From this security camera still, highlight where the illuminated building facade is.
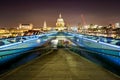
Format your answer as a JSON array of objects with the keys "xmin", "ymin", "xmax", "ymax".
[{"xmin": 19, "ymin": 24, "xmax": 33, "ymax": 30}]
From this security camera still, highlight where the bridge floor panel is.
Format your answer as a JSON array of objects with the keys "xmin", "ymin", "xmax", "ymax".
[{"xmin": 0, "ymin": 49, "xmax": 119, "ymax": 80}]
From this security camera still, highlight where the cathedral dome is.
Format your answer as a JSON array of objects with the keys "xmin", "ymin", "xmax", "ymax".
[{"xmin": 56, "ymin": 14, "xmax": 65, "ymax": 27}]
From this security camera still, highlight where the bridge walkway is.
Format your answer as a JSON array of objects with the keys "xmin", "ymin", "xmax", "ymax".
[{"xmin": 0, "ymin": 49, "xmax": 119, "ymax": 80}]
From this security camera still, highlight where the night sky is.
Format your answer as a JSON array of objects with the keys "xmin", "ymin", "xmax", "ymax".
[{"xmin": 0, "ymin": 0, "xmax": 120, "ymax": 27}]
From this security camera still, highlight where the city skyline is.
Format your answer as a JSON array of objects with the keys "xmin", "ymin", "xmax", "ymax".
[{"xmin": 0, "ymin": 0, "xmax": 120, "ymax": 27}]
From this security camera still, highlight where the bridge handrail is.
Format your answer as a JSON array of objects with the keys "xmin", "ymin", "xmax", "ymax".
[
  {"xmin": 68, "ymin": 45, "xmax": 120, "ymax": 57},
  {"xmin": 0, "ymin": 45, "xmax": 52, "ymax": 57}
]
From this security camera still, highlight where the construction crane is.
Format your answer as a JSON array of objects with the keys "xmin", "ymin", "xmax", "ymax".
[{"xmin": 81, "ymin": 14, "xmax": 87, "ymax": 34}]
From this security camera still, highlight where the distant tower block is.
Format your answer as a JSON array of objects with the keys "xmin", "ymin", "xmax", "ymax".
[
  {"xmin": 43, "ymin": 21, "xmax": 49, "ymax": 31},
  {"xmin": 43, "ymin": 21, "xmax": 47, "ymax": 28},
  {"xmin": 56, "ymin": 13, "xmax": 65, "ymax": 30}
]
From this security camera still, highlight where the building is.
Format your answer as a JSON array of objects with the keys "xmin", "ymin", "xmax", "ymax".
[
  {"xmin": 42, "ymin": 21, "xmax": 51, "ymax": 31},
  {"xmin": 55, "ymin": 14, "xmax": 65, "ymax": 31},
  {"xmin": 0, "ymin": 28, "xmax": 9, "ymax": 34},
  {"xmin": 43, "ymin": 21, "xmax": 47, "ymax": 29},
  {"xmin": 0, "ymin": 28, "xmax": 10, "ymax": 38},
  {"xmin": 115, "ymin": 23, "xmax": 120, "ymax": 28},
  {"xmin": 19, "ymin": 24, "xmax": 33, "ymax": 30},
  {"xmin": 43, "ymin": 21, "xmax": 47, "ymax": 31}
]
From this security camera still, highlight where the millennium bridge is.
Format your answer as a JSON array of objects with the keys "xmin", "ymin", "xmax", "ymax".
[{"xmin": 0, "ymin": 31, "xmax": 120, "ymax": 80}]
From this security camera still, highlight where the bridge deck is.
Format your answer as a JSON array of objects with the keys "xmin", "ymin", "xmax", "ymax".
[{"xmin": 0, "ymin": 49, "xmax": 119, "ymax": 80}]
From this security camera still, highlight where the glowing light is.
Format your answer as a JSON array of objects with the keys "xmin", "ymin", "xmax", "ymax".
[
  {"xmin": 37, "ymin": 39, "xmax": 41, "ymax": 43},
  {"xmin": 115, "ymin": 23, "xmax": 120, "ymax": 28},
  {"xmin": 77, "ymin": 39, "xmax": 79, "ymax": 42},
  {"xmin": 84, "ymin": 25, "xmax": 88, "ymax": 29}
]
